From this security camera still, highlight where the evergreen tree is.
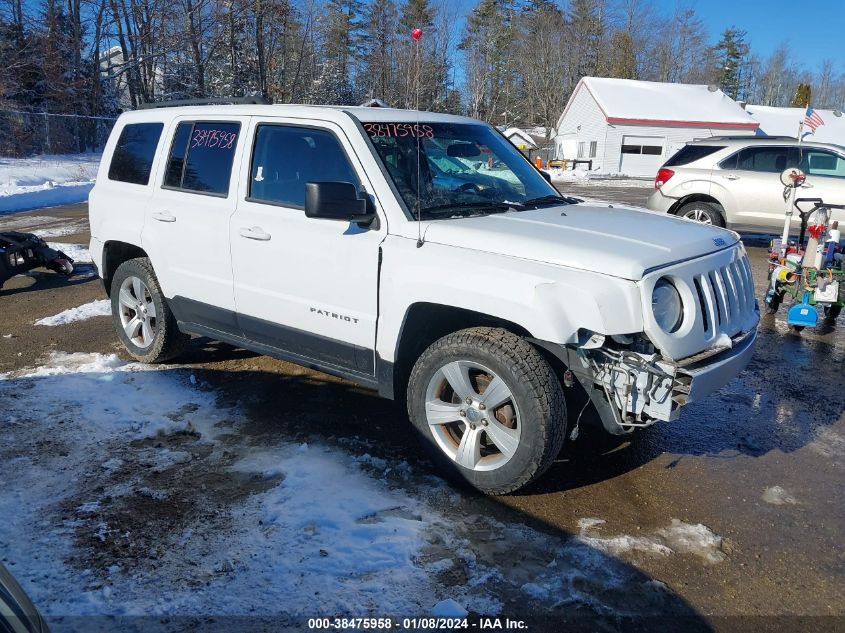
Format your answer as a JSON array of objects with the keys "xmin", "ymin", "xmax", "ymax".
[
  {"xmin": 318, "ymin": 0, "xmax": 366, "ymax": 102},
  {"xmin": 361, "ymin": 0, "xmax": 399, "ymax": 103},
  {"xmin": 461, "ymin": 0, "xmax": 519, "ymax": 122},
  {"xmin": 711, "ymin": 27, "xmax": 750, "ymax": 100},
  {"xmin": 791, "ymin": 82, "xmax": 811, "ymax": 108},
  {"xmin": 568, "ymin": 0, "xmax": 607, "ymax": 78}
]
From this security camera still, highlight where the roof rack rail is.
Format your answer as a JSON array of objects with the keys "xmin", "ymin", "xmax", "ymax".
[
  {"xmin": 705, "ymin": 135, "xmax": 797, "ymax": 141},
  {"xmin": 137, "ymin": 96, "xmax": 270, "ymax": 110}
]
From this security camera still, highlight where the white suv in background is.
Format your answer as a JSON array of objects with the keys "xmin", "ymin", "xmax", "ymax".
[
  {"xmin": 89, "ymin": 104, "xmax": 758, "ymax": 494},
  {"xmin": 647, "ymin": 137, "xmax": 845, "ymax": 233}
]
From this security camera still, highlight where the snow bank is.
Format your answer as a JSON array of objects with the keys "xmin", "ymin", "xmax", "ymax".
[
  {"xmin": 34, "ymin": 299, "xmax": 111, "ymax": 326},
  {"xmin": 0, "ymin": 154, "xmax": 100, "ymax": 214},
  {"xmin": 550, "ymin": 168, "xmax": 654, "ymax": 188}
]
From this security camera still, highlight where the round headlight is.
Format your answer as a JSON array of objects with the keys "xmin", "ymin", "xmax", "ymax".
[{"xmin": 652, "ymin": 278, "xmax": 683, "ymax": 332}]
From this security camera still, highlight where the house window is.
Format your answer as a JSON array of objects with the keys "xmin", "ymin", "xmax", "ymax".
[
  {"xmin": 577, "ymin": 141, "xmax": 597, "ymax": 158},
  {"xmin": 621, "ymin": 144, "xmax": 665, "ymax": 155}
]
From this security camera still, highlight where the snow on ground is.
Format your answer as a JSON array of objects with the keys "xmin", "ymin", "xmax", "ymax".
[
  {"xmin": 47, "ymin": 242, "xmax": 91, "ymax": 263},
  {"xmin": 0, "ymin": 154, "xmax": 100, "ymax": 214},
  {"xmin": 34, "ymin": 299, "xmax": 111, "ymax": 326},
  {"xmin": 0, "ymin": 352, "xmax": 705, "ymax": 627},
  {"xmin": 577, "ymin": 518, "xmax": 726, "ymax": 564},
  {"xmin": 550, "ymin": 168, "xmax": 654, "ymax": 188},
  {"xmin": 762, "ymin": 486, "xmax": 798, "ymax": 506},
  {"xmin": 32, "ymin": 220, "xmax": 89, "ymax": 238}
]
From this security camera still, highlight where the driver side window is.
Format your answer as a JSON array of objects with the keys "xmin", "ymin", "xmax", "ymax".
[{"xmin": 248, "ymin": 125, "xmax": 361, "ymax": 209}]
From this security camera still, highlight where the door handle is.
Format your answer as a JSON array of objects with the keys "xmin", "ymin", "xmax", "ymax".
[
  {"xmin": 724, "ymin": 174, "xmax": 740, "ymax": 181},
  {"xmin": 239, "ymin": 226, "xmax": 271, "ymax": 241},
  {"xmin": 152, "ymin": 211, "xmax": 176, "ymax": 223}
]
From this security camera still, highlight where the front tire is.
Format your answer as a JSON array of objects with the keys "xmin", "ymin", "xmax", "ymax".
[
  {"xmin": 676, "ymin": 201, "xmax": 725, "ymax": 227},
  {"xmin": 110, "ymin": 258, "xmax": 187, "ymax": 363},
  {"xmin": 407, "ymin": 327, "xmax": 566, "ymax": 495}
]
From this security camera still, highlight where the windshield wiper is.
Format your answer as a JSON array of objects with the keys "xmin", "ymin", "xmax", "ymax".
[
  {"xmin": 419, "ymin": 201, "xmax": 514, "ymax": 217},
  {"xmin": 518, "ymin": 194, "xmax": 579, "ymax": 208}
]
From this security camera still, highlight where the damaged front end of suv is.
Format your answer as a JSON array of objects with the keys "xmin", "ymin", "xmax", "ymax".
[{"xmin": 538, "ymin": 242, "xmax": 760, "ymax": 436}]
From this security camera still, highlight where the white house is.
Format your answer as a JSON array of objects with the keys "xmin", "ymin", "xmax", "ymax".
[
  {"xmin": 554, "ymin": 77, "xmax": 759, "ymax": 177},
  {"xmin": 502, "ymin": 126, "xmax": 555, "ymax": 162},
  {"xmin": 503, "ymin": 127, "xmax": 539, "ymax": 151},
  {"xmin": 745, "ymin": 105, "xmax": 845, "ymax": 145}
]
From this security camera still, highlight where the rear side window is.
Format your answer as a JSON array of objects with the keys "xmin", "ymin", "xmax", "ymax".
[
  {"xmin": 664, "ymin": 145, "xmax": 725, "ymax": 167},
  {"xmin": 248, "ymin": 125, "xmax": 360, "ymax": 208},
  {"xmin": 163, "ymin": 121, "xmax": 241, "ymax": 196},
  {"xmin": 108, "ymin": 122, "xmax": 164, "ymax": 185}
]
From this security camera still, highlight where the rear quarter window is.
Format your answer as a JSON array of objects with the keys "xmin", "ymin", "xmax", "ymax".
[
  {"xmin": 108, "ymin": 122, "xmax": 164, "ymax": 185},
  {"xmin": 664, "ymin": 145, "xmax": 725, "ymax": 167}
]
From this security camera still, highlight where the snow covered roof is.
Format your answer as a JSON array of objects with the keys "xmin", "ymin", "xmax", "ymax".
[
  {"xmin": 745, "ymin": 105, "xmax": 845, "ymax": 145},
  {"xmin": 503, "ymin": 127, "xmax": 538, "ymax": 149},
  {"xmin": 558, "ymin": 77, "xmax": 759, "ymax": 130}
]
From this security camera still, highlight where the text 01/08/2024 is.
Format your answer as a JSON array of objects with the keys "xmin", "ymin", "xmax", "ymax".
[{"xmin": 306, "ymin": 617, "xmax": 529, "ymax": 630}]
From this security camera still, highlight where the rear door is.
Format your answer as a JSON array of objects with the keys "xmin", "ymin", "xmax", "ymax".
[
  {"xmin": 229, "ymin": 117, "xmax": 385, "ymax": 379},
  {"xmin": 716, "ymin": 145, "xmax": 796, "ymax": 232},
  {"xmin": 142, "ymin": 116, "xmax": 248, "ymax": 332}
]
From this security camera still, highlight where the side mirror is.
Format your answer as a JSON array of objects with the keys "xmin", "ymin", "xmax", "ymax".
[
  {"xmin": 539, "ymin": 170, "xmax": 552, "ymax": 184},
  {"xmin": 305, "ymin": 182, "xmax": 372, "ymax": 222}
]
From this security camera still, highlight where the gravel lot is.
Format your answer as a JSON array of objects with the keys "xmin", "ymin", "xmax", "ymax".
[{"xmin": 1, "ymin": 195, "xmax": 843, "ymax": 632}]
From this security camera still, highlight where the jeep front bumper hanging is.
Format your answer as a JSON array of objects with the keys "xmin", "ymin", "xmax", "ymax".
[
  {"xmin": 0, "ymin": 232, "xmax": 74, "ymax": 289},
  {"xmin": 535, "ymin": 328, "xmax": 757, "ymax": 435}
]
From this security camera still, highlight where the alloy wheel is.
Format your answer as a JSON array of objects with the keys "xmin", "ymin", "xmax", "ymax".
[
  {"xmin": 118, "ymin": 275, "xmax": 157, "ymax": 349},
  {"xmin": 424, "ymin": 360, "xmax": 521, "ymax": 472}
]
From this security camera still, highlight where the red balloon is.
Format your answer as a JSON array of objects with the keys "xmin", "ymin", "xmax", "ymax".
[{"xmin": 411, "ymin": 28, "xmax": 423, "ymax": 40}]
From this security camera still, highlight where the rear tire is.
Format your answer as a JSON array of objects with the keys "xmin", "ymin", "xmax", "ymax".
[
  {"xmin": 110, "ymin": 258, "xmax": 187, "ymax": 363},
  {"xmin": 676, "ymin": 201, "xmax": 725, "ymax": 227},
  {"xmin": 406, "ymin": 327, "xmax": 566, "ymax": 495}
]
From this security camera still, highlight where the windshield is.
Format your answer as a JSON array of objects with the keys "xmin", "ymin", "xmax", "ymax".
[{"xmin": 362, "ymin": 121, "xmax": 563, "ymax": 219}]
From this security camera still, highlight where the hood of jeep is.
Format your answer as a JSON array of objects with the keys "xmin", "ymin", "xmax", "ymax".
[{"xmin": 419, "ymin": 203, "xmax": 739, "ymax": 281}]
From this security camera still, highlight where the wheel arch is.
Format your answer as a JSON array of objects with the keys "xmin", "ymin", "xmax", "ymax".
[
  {"xmin": 384, "ymin": 302, "xmax": 534, "ymax": 401},
  {"xmin": 102, "ymin": 241, "xmax": 149, "ymax": 296},
  {"xmin": 669, "ymin": 194, "xmax": 726, "ymax": 221}
]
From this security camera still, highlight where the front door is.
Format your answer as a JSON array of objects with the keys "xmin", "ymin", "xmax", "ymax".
[
  {"xmin": 799, "ymin": 148, "xmax": 845, "ymax": 227},
  {"xmin": 229, "ymin": 118, "xmax": 385, "ymax": 378}
]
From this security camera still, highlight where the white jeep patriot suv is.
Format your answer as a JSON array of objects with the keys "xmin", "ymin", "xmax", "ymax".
[{"xmin": 89, "ymin": 104, "xmax": 759, "ymax": 494}]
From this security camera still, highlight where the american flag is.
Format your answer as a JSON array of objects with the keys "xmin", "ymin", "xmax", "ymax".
[{"xmin": 804, "ymin": 107, "xmax": 825, "ymax": 134}]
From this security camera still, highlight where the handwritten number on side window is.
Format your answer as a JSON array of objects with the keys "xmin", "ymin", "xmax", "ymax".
[{"xmin": 191, "ymin": 129, "xmax": 238, "ymax": 150}]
